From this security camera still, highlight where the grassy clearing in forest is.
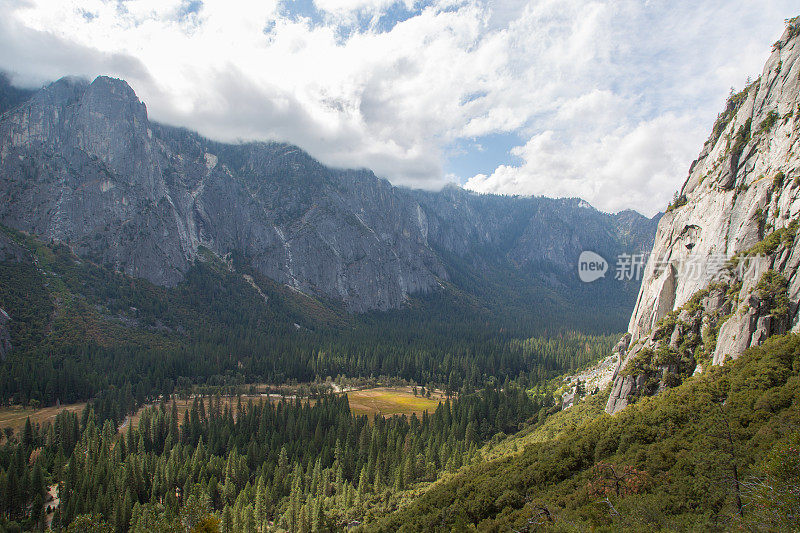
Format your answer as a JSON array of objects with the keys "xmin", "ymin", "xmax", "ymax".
[
  {"xmin": 346, "ymin": 387, "xmax": 442, "ymax": 417},
  {"xmin": 124, "ymin": 394, "xmax": 276, "ymax": 430},
  {"xmin": 0, "ymin": 402, "xmax": 86, "ymax": 442},
  {"xmin": 0, "ymin": 386, "xmax": 443, "ymax": 440}
]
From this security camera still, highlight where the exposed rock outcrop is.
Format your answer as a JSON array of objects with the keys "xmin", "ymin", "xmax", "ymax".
[{"xmin": 607, "ymin": 19, "xmax": 800, "ymax": 413}]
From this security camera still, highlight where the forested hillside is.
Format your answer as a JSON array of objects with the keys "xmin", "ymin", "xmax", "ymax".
[
  {"xmin": 364, "ymin": 333, "xmax": 800, "ymax": 531},
  {"xmin": 0, "ymin": 226, "xmax": 617, "ymax": 414}
]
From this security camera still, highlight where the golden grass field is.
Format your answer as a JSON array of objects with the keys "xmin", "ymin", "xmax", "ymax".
[
  {"xmin": 346, "ymin": 387, "xmax": 442, "ymax": 417},
  {"xmin": 125, "ymin": 387, "xmax": 442, "ymax": 425},
  {"xmin": 0, "ymin": 402, "xmax": 86, "ymax": 442}
]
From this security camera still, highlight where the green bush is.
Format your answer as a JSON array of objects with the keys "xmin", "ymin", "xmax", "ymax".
[
  {"xmin": 758, "ymin": 110, "xmax": 781, "ymax": 135},
  {"xmin": 666, "ymin": 193, "xmax": 688, "ymax": 212},
  {"xmin": 755, "ymin": 269, "xmax": 789, "ymax": 319}
]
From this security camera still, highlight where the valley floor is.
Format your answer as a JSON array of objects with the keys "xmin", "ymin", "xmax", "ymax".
[
  {"xmin": 0, "ymin": 403, "xmax": 86, "ymax": 443},
  {"xmin": 0, "ymin": 385, "xmax": 446, "ymax": 441}
]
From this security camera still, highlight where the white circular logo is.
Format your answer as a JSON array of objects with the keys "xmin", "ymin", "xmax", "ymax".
[{"xmin": 578, "ymin": 251, "xmax": 608, "ymax": 283}]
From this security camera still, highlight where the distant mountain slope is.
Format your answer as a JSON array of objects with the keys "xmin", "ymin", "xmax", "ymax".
[
  {"xmin": 0, "ymin": 74, "xmax": 658, "ymax": 322},
  {"xmin": 0, "ymin": 73, "xmax": 34, "ymax": 115}
]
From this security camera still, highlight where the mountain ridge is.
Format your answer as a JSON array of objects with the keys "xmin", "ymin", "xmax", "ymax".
[{"xmin": 0, "ymin": 73, "xmax": 658, "ymax": 318}]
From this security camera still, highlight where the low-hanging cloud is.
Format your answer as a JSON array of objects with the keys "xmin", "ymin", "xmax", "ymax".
[{"xmin": 0, "ymin": 0, "xmax": 796, "ymax": 215}]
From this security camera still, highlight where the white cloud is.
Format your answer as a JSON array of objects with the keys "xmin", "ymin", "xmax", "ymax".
[
  {"xmin": 466, "ymin": 113, "xmax": 706, "ymax": 215},
  {"xmin": 0, "ymin": 0, "xmax": 797, "ymax": 213},
  {"xmin": 461, "ymin": 0, "xmax": 798, "ymax": 215},
  {"xmin": 313, "ymin": 0, "xmax": 414, "ymax": 18}
]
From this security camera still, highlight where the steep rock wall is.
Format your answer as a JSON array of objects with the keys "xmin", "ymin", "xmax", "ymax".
[
  {"xmin": 607, "ymin": 20, "xmax": 800, "ymax": 413},
  {"xmin": 0, "ymin": 75, "xmax": 658, "ymax": 313}
]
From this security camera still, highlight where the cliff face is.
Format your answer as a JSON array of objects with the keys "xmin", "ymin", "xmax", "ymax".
[
  {"xmin": 607, "ymin": 20, "xmax": 800, "ymax": 413},
  {"xmin": 0, "ymin": 74, "xmax": 657, "ymax": 314},
  {"xmin": 0, "ymin": 76, "xmax": 446, "ymax": 311}
]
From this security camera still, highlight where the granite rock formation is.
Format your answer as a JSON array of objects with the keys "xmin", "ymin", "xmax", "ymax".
[
  {"xmin": 607, "ymin": 20, "xmax": 800, "ymax": 413},
  {"xmin": 0, "ymin": 74, "xmax": 658, "ymax": 314}
]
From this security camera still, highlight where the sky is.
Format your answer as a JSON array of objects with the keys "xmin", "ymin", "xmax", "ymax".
[{"xmin": 0, "ymin": 1, "xmax": 797, "ymax": 216}]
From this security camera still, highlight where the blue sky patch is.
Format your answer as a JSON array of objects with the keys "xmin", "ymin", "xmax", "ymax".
[{"xmin": 445, "ymin": 131, "xmax": 523, "ymax": 183}]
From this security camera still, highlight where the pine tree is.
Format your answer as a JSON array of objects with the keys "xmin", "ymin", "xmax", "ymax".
[
  {"xmin": 310, "ymin": 457, "xmax": 322, "ymax": 497},
  {"xmin": 254, "ymin": 474, "xmax": 268, "ymax": 529},
  {"xmin": 243, "ymin": 503, "xmax": 256, "ymax": 533},
  {"xmin": 23, "ymin": 417, "xmax": 34, "ymax": 448},
  {"xmin": 393, "ymin": 463, "xmax": 404, "ymax": 492},
  {"xmin": 223, "ymin": 451, "xmax": 237, "ymax": 505},
  {"xmin": 373, "ymin": 465, "xmax": 382, "ymax": 493},
  {"xmin": 311, "ymin": 496, "xmax": 324, "ymax": 532},
  {"xmin": 465, "ymin": 420, "xmax": 477, "ymax": 446},
  {"xmin": 288, "ymin": 464, "xmax": 303, "ymax": 531},
  {"xmin": 356, "ymin": 466, "xmax": 369, "ymax": 507},
  {"xmin": 221, "ymin": 505, "xmax": 233, "ymax": 533},
  {"xmin": 402, "ymin": 452, "xmax": 414, "ymax": 487}
]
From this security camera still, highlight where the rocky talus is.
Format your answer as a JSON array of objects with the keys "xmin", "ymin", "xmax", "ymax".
[{"xmin": 607, "ymin": 20, "xmax": 800, "ymax": 413}]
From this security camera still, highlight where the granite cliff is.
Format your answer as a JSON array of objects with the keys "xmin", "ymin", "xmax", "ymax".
[
  {"xmin": 0, "ymin": 73, "xmax": 657, "ymax": 316},
  {"xmin": 607, "ymin": 18, "xmax": 800, "ymax": 413}
]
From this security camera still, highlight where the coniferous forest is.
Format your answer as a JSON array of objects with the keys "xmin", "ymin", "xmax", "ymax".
[
  {"xmin": 0, "ymin": 227, "xmax": 617, "ymax": 412},
  {"xmin": 0, "ymin": 386, "xmax": 546, "ymax": 532},
  {"xmin": 0, "ymin": 225, "xmax": 621, "ymax": 532}
]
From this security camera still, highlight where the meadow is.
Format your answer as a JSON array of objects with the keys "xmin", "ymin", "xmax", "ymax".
[
  {"xmin": 0, "ymin": 402, "xmax": 86, "ymax": 442},
  {"xmin": 346, "ymin": 387, "xmax": 442, "ymax": 417},
  {"xmin": 0, "ymin": 385, "xmax": 445, "ymax": 442}
]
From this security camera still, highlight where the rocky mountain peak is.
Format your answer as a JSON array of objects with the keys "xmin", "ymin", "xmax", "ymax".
[{"xmin": 75, "ymin": 76, "xmax": 156, "ymax": 193}]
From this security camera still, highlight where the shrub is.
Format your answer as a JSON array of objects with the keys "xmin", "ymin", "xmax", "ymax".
[
  {"xmin": 730, "ymin": 118, "xmax": 752, "ymax": 178},
  {"xmin": 622, "ymin": 347, "xmax": 655, "ymax": 377},
  {"xmin": 755, "ymin": 269, "xmax": 789, "ymax": 319},
  {"xmin": 666, "ymin": 193, "xmax": 688, "ymax": 212},
  {"xmin": 758, "ymin": 110, "xmax": 781, "ymax": 135},
  {"xmin": 711, "ymin": 87, "xmax": 750, "ymax": 144}
]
